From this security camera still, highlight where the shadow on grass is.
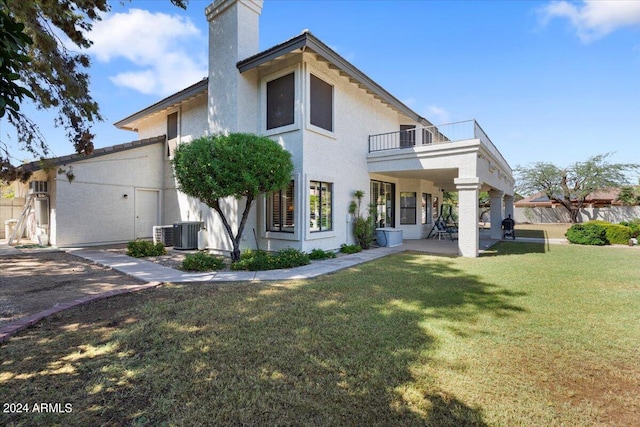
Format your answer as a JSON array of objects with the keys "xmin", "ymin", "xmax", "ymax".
[
  {"xmin": 0, "ymin": 252, "xmax": 522, "ymax": 425},
  {"xmin": 481, "ymin": 241, "xmax": 547, "ymax": 256},
  {"xmin": 515, "ymin": 229, "xmax": 546, "ymax": 239}
]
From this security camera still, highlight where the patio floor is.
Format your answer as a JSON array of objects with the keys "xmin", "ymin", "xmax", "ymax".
[{"xmin": 397, "ymin": 229, "xmax": 497, "ymax": 256}]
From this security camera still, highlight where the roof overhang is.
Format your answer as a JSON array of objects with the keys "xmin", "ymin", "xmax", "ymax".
[
  {"xmin": 18, "ymin": 135, "xmax": 166, "ymax": 173},
  {"xmin": 114, "ymin": 79, "xmax": 208, "ymax": 131},
  {"xmin": 237, "ymin": 31, "xmax": 431, "ymax": 126}
]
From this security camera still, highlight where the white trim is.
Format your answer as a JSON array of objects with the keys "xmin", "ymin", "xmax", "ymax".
[
  {"xmin": 305, "ymin": 174, "xmax": 335, "ymax": 240},
  {"xmin": 260, "ymin": 173, "xmax": 302, "ymax": 242}
]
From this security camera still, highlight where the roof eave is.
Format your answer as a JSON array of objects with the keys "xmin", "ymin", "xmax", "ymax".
[
  {"xmin": 237, "ymin": 32, "xmax": 429, "ymax": 125},
  {"xmin": 114, "ymin": 79, "xmax": 208, "ymax": 130},
  {"xmin": 18, "ymin": 135, "xmax": 167, "ymax": 173}
]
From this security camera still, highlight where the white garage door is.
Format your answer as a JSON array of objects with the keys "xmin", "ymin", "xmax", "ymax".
[{"xmin": 135, "ymin": 189, "xmax": 159, "ymax": 239}]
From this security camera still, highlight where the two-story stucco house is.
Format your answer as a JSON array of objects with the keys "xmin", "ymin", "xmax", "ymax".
[{"xmin": 13, "ymin": 0, "xmax": 514, "ymax": 257}]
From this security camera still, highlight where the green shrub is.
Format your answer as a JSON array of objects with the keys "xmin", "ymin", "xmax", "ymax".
[
  {"xmin": 565, "ymin": 223, "xmax": 608, "ymax": 246},
  {"xmin": 602, "ymin": 224, "xmax": 633, "ymax": 244},
  {"xmin": 340, "ymin": 243, "xmax": 362, "ymax": 254},
  {"xmin": 275, "ymin": 248, "xmax": 310, "ymax": 269},
  {"xmin": 620, "ymin": 219, "xmax": 640, "ymax": 238},
  {"xmin": 230, "ymin": 248, "xmax": 310, "ymax": 271},
  {"xmin": 582, "ymin": 220, "xmax": 633, "ymax": 244},
  {"xmin": 308, "ymin": 248, "xmax": 337, "ymax": 260},
  {"xmin": 231, "ymin": 250, "xmax": 271, "ymax": 271},
  {"xmin": 181, "ymin": 252, "xmax": 225, "ymax": 271},
  {"xmin": 353, "ymin": 217, "xmax": 373, "ymax": 249},
  {"xmin": 127, "ymin": 240, "xmax": 167, "ymax": 257}
]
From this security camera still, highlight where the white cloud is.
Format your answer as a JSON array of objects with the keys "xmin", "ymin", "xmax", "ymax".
[
  {"xmin": 425, "ymin": 105, "xmax": 450, "ymax": 125},
  {"xmin": 539, "ymin": 0, "xmax": 640, "ymax": 42},
  {"xmin": 89, "ymin": 9, "xmax": 207, "ymax": 96}
]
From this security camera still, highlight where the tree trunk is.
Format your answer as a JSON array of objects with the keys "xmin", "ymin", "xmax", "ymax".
[
  {"xmin": 553, "ymin": 197, "xmax": 581, "ymax": 223},
  {"xmin": 211, "ymin": 196, "xmax": 255, "ymax": 263},
  {"xmin": 569, "ymin": 207, "xmax": 580, "ymax": 223}
]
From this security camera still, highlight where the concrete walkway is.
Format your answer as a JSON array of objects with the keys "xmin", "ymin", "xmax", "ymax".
[{"xmin": 69, "ymin": 245, "xmax": 406, "ymax": 283}]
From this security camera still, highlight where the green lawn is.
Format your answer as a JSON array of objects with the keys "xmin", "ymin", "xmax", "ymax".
[
  {"xmin": 1, "ymin": 243, "xmax": 639, "ymax": 426},
  {"xmin": 514, "ymin": 223, "xmax": 571, "ymax": 239}
]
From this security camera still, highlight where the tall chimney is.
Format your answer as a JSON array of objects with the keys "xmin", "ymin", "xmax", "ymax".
[{"xmin": 205, "ymin": 0, "xmax": 263, "ymax": 134}]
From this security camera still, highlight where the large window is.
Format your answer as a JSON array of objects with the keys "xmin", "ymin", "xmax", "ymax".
[
  {"xmin": 266, "ymin": 73, "xmax": 295, "ymax": 130},
  {"xmin": 267, "ymin": 181, "xmax": 295, "ymax": 233},
  {"xmin": 310, "ymin": 74, "xmax": 333, "ymax": 132},
  {"xmin": 400, "ymin": 192, "xmax": 417, "ymax": 224},
  {"xmin": 309, "ymin": 181, "xmax": 332, "ymax": 232}
]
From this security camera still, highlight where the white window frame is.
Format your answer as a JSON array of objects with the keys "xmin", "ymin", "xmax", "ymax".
[
  {"xmin": 261, "ymin": 65, "xmax": 301, "ymax": 136},
  {"xmin": 305, "ymin": 65, "xmax": 336, "ymax": 139}
]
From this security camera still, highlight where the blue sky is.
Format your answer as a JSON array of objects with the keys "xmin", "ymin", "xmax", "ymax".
[{"xmin": 4, "ymin": 0, "xmax": 640, "ymax": 179}]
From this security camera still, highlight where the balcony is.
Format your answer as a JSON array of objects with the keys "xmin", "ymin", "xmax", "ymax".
[{"xmin": 368, "ymin": 119, "xmax": 509, "ymax": 171}]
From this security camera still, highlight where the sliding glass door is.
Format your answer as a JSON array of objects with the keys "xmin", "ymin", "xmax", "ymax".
[{"xmin": 370, "ymin": 180, "xmax": 395, "ymax": 228}]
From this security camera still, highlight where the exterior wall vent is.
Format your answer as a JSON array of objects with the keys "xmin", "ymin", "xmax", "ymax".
[{"xmin": 29, "ymin": 181, "xmax": 48, "ymax": 194}]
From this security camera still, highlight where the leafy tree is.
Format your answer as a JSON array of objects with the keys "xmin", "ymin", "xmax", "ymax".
[
  {"xmin": 0, "ymin": 1, "xmax": 34, "ymax": 182},
  {"xmin": 0, "ymin": 0, "xmax": 188, "ymax": 182},
  {"xmin": 515, "ymin": 153, "xmax": 639, "ymax": 223},
  {"xmin": 172, "ymin": 133, "xmax": 294, "ymax": 262},
  {"xmin": 616, "ymin": 183, "xmax": 640, "ymax": 206}
]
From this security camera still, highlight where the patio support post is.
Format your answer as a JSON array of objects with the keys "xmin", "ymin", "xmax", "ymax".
[
  {"xmin": 455, "ymin": 177, "xmax": 481, "ymax": 258},
  {"xmin": 488, "ymin": 190, "xmax": 504, "ymax": 240},
  {"xmin": 504, "ymin": 194, "xmax": 515, "ymax": 220}
]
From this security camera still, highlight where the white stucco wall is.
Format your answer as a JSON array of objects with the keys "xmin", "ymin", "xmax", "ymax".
[
  {"xmin": 52, "ymin": 143, "xmax": 164, "ymax": 246},
  {"xmin": 162, "ymin": 94, "xmax": 209, "ymax": 226},
  {"xmin": 296, "ymin": 56, "xmax": 420, "ymax": 252}
]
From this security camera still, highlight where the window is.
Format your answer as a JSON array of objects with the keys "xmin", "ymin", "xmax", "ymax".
[
  {"xmin": 422, "ymin": 193, "xmax": 432, "ymax": 224},
  {"xmin": 266, "ymin": 73, "xmax": 295, "ymax": 130},
  {"xmin": 310, "ymin": 74, "xmax": 333, "ymax": 132},
  {"xmin": 400, "ymin": 192, "xmax": 417, "ymax": 224},
  {"xmin": 309, "ymin": 181, "xmax": 332, "ymax": 232},
  {"xmin": 167, "ymin": 112, "xmax": 178, "ymax": 157},
  {"xmin": 422, "ymin": 128, "xmax": 433, "ymax": 145},
  {"xmin": 370, "ymin": 180, "xmax": 395, "ymax": 228},
  {"xmin": 400, "ymin": 125, "xmax": 415, "ymax": 148},
  {"xmin": 167, "ymin": 112, "xmax": 178, "ymax": 140},
  {"xmin": 267, "ymin": 181, "xmax": 295, "ymax": 233}
]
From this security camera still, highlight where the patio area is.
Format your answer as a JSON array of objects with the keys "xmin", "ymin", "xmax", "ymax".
[{"xmin": 397, "ymin": 228, "xmax": 496, "ymax": 256}]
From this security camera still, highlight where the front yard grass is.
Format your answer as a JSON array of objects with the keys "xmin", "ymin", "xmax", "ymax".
[{"xmin": 1, "ymin": 243, "xmax": 639, "ymax": 426}]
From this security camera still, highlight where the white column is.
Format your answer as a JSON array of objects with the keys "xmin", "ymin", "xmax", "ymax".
[
  {"xmin": 455, "ymin": 177, "xmax": 480, "ymax": 258},
  {"xmin": 488, "ymin": 189, "xmax": 504, "ymax": 240},
  {"xmin": 504, "ymin": 194, "xmax": 515, "ymax": 220}
]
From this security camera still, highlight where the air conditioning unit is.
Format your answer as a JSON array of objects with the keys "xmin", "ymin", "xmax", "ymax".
[
  {"xmin": 29, "ymin": 181, "xmax": 48, "ymax": 194},
  {"xmin": 153, "ymin": 225, "xmax": 175, "ymax": 247},
  {"xmin": 173, "ymin": 221, "xmax": 203, "ymax": 250}
]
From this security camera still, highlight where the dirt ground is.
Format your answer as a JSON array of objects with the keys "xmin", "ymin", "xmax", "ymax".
[{"xmin": 0, "ymin": 250, "xmax": 147, "ymax": 326}]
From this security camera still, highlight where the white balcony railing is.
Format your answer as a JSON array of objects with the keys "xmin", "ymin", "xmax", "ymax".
[{"xmin": 368, "ymin": 119, "xmax": 510, "ymax": 172}]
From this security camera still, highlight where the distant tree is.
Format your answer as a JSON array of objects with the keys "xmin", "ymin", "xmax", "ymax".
[
  {"xmin": 0, "ymin": 0, "xmax": 188, "ymax": 182},
  {"xmin": 616, "ymin": 184, "xmax": 640, "ymax": 206},
  {"xmin": 172, "ymin": 133, "xmax": 294, "ymax": 262},
  {"xmin": 515, "ymin": 153, "xmax": 639, "ymax": 223}
]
